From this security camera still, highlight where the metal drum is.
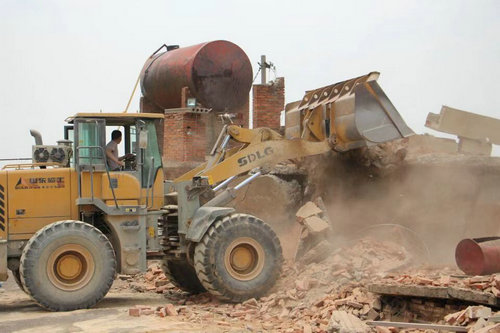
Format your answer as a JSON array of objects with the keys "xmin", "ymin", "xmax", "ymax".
[
  {"xmin": 455, "ymin": 237, "xmax": 500, "ymax": 275},
  {"xmin": 140, "ymin": 40, "xmax": 253, "ymax": 111}
]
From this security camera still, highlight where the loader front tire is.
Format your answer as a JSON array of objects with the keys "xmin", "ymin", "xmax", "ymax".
[
  {"xmin": 20, "ymin": 220, "xmax": 116, "ymax": 311},
  {"xmin": 194, "ymin": 214, "xmax": 283, "ymax": 302},
  {"xmin": 162, "ymin": 260, "xmax": 206, "ymax": 293}
]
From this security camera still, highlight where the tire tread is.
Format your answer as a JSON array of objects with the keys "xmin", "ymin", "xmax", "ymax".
[
  {"xmin": 20, "ymin": 220, "xmax": 116, "ymax": 311},
  {"xmin": 194, "ymin": 214, "xmax": 283, "ymax": 302}
]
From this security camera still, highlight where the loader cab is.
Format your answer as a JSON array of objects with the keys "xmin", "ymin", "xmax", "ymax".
[{"xmin": 65, "ymin": 113, "xmax": 164, "ymax": 208}]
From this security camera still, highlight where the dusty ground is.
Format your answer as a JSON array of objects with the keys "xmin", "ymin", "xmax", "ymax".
[
  {"xmin": 0, "ymin": 272, "xmax": 232, "ymax": 333},
  {"xmin": 0, "ymin": 238, "xmax": 447, "ymax": 333},
  {"xmin": 0, "ymin": 237, "xmax": 408, "ymax": 333},
  {"xmin": 1, "ymin": 241, "xmax": 499, "ymax": 333}
]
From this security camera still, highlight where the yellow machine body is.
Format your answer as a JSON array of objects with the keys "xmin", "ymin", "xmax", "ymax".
[
  {"xmin": 0, "ymin": 168, "xmax": 164, "ymax": 239},
  {"xmin": 0, "ymin": 113, "xmax": 165, "ymax": 280}
]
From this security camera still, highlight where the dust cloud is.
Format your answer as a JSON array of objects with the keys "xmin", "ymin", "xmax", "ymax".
[
  {"xmin": 306, "ymin": 149, "xmax": 500, "ymax": 264},
  {"xmin": 226, "ymin": 141, "xmax": 500, "ymax": 266}
]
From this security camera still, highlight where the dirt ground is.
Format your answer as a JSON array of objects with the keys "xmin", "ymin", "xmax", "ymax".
[
  {"xmin": 0, "ymin": 236, "xmax": 412, "ymax": 333},
  {"xmin": 0, "ymin": 272, "xmax": 229, "ymax": 333},
  {"xmin": 1, "ymin": 243, "xmax": 499, "ymax": 333}
]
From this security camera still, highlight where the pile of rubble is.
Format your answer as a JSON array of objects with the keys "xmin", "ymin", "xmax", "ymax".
[
  {"xmin": 123, "ymin": 244, "xmax": 500, "ymax": 332},
  {"xmin": 346, "ymin": 138, "xmax": 409, "ymax": 174},
  {"xmin": 124, "ymin": 249, "xmax": 398, "ymax": 331},
  {"xmin": 112, "ymin": 263, "xmax": 176, "ymax": 294},
  {"xmin": 121, "ymin": 199, "xmax": 500, "ymax": 332},
  {"xmin": 123, "ymin": 225, "xmax": 415, "ymax": 331}
]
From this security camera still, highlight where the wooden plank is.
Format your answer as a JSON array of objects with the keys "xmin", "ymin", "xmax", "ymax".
[{"xmin": 366, "ymin": 320, "xmax": 468, "ymax": 332}]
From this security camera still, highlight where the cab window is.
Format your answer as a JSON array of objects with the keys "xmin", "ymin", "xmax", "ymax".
[
  {"xmin": 141, "ymin": 121, "xmax": 162, "ymax": 187},
  {"xmin": 76, "ymin": 120, "xmax": 105, "ymax": 166}
]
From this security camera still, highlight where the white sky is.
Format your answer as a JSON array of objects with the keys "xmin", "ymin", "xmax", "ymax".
[{"xmin": 1, "ymin": 0, "xmax": 499, "ymax": 160}]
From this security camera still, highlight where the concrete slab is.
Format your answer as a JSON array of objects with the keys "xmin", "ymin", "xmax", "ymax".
[
  {"xmin": 426, "ymin": 106, "xmax": 500, "ymax": 145},
  {"xmin": 369, "ymin": 283, "xmax": 500, "ymax": 307}
]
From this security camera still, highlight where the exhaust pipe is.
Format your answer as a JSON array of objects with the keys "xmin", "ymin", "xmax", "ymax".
[{"xmin": 30, "ymin": 129, "xmax": 43, "ymax": 145}]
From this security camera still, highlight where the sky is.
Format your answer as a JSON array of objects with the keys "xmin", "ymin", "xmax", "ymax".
[{"xmin": 1, "ymin": 0, "xmax": 499, "ymax": 160}]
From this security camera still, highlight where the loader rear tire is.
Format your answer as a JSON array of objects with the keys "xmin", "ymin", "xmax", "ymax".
[
  {"xmin": 11, "ymin": 269, "xmax": 27, "ymax": 293},
  {"xmin": 20, "ymin": 220, "xmax": 116, "ymax": 311},
  {"xmin": 161, "ymin": 260, "xmax": 206, "ymax": 293},
  {"xmin": 194, "ymin": 214, "xmax": 283, "ymax": 302}
]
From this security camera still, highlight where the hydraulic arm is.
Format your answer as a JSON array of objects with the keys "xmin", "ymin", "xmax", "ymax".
[{"xmin": 175, "ymin": 71, "xmax": 414, "ymax": 187}]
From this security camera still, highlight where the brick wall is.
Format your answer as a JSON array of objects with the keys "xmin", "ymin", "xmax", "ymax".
[
  {"xmin": 163, "ymin": 113, "xmax": 206, "ymax": 163},
  {"xmin": 252, "ymin": 77, "xmax": 285, "ymax": 130},
  {"xmin": 142, "ymin": 94, "xmax": 250, "ymax": 178}
]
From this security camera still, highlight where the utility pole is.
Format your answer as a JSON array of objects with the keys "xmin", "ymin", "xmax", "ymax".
[{"xmin": 260, "ymin": 55, "xmax": 267, "ymax": 84}]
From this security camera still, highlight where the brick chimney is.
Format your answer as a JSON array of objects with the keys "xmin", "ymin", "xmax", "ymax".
[{"xmin": 252, "ymin": 77, "xmax": 285, "ymax": 130}]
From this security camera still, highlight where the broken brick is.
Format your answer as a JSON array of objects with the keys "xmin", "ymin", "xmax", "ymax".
[
  {"xmin": 129, "ymin": 308, "xmax": 141, "ymax": 317},
  {"xmin": 158, "ymin": 308, "xmax": 167, "ymax": 317},
  {"xmin": 144, "ymin": 272, "xmax": 155, "ymax": 281},
  {"xmin": 467, "ymin": 306, "xmax": 492, "ymax": 319},
  {"xmin": 296, "ymin": 201, "xmax": 322, "ymax": 220},
  {"xmin": 303, "ymin": 215, "xmax": 330, "ymax": 234},
  {"xmin": 155, "ymin": 279, "xmax": 169, "ymax": 287},
  {"xmin": 468, "ymin": 276, "xmax": 492, "ymax": 284},
  {"xmin": 165, "ymin": 303, "xmax": 178, "ymax": 316},
  {"xmin": 494, "ymin": 275, "xmax": 500, "ymax": 289},
  {"xmin": 242, "ymin": 298, "xmax": 259, "ymax": 308},
  {"xmin": 327, "ymin": 310, "xmax": 370, "ymax": 333},
  {"xmin": 470, "ymin": 282, "xmax": 490, "ymax": 290},
  {"xmin": 346, "ymin": 301, "xmax": 364, "ymax": 309},
  {"xmin": 295, "ymin": 279, "xmax": 310, "ymax": 291},
  {"xmin": 414, "ymin": 276, "xmax": 434, "ymax": 285},
  {"xmin": 140, "ymin": 309, "xmax": 154, "ymax": 315},
  {"xmin": 135, "ymin": 305, "xmax": 151, "ymax": 310}
]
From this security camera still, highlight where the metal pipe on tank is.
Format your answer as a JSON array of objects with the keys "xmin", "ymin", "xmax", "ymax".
[
  {"xmin": 455, "ymin": 237, "xmax": 500, "ymax": 275},
  {"xmin": 140, "ymin": 40, "xmax": 252, "ymax": 111}
]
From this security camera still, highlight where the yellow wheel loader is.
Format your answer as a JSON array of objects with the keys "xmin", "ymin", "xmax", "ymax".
[{"xmin": 0, "ymin": 72, "xmax": 412, "ymax": 310}]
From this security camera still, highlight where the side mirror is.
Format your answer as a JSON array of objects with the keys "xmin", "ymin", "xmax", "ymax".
[{"xmin": 139, "ymin": 130, "xmax": 148, "ymax": 149}]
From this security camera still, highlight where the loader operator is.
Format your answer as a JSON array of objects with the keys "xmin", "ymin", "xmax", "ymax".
[{"xmin": 106, "ymin": 130, "xmax": 131, "ymax": 171}]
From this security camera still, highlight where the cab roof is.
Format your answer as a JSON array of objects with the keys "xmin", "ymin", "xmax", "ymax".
[{"xmin": 66, "ymin": 112, "xmax": 164, "ymax": 125}]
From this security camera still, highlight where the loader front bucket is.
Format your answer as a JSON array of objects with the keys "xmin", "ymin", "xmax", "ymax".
[
  {"xmin": 285, "ymin": 72, "xmax": 414, "ymax": 152},
  {"xmin": 332, "ymin": 78, "xmax": 414, "ymax": 151}
]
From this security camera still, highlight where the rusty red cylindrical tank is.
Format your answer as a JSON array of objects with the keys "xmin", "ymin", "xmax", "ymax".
[
  {"xmin": 140, "ymin": 40, "xmax": 252, "ymax": 111},
  {"xmin": 455, "ymin": 238, "xmax": 500, "ymax": 275}
]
